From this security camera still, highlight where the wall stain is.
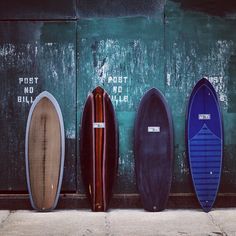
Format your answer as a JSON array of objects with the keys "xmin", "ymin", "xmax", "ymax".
[{"xmin": 171, "ymin": 0, "xmax": 236, "ymax": 17}]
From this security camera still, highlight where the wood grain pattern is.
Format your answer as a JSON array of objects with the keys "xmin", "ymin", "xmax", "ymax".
[
  {"xmin": 80, "ymin": 86, "xmax": 118, "ymax": 211},
  {"xmin": 135, "ymin": 88, "xmax": 174, "ymax": 211},
  {"xmin": 27, "ymin": 96, "xmax": 62, "ymax": 211}
]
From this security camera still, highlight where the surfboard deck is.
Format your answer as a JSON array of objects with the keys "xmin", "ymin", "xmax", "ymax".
[
  {"xmin": 25, "ymin": 91, "xmax": 65, "ymax": 211},
  {"xmin": 187, "ymin": 78, "xmax": 223, "ymax": 212},
  {"xmin": 134, "ymin": 88, "xmax": 174, "ymax": 212},
  {"xmin": 80, "ymin": 86, "xmax": 118, "ymax": 212}
]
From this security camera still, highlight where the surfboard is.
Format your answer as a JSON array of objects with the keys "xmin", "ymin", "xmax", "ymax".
[
  {"xmin": 80, "ymin": 86, "xmax": 118, "ymax": 212},
  {"xmin": 25, "ymin": 91, "xmax": 65, "ymax": 211},
  {"xmin": 187, "ymin": 78, "xmax": 223, "ymax": 212},
  {"xmin": 134, "ymin": 88, "xmax": 174, "ymax": 212}
]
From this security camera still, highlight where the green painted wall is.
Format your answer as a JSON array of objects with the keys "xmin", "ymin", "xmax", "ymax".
[{"xmin": 0, "ymin": 1, "xmax": 236, "ymax": 199}]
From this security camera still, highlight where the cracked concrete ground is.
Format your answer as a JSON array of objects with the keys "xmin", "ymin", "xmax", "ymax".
[{"xmin": 0, "ymin": 209, "xmax": 236, "ymax": 236}]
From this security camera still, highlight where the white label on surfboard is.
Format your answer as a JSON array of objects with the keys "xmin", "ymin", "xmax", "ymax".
[
  {"xmin": 198, "ymin": 114, "xmax": 211, "ymax": 120},
  {"xmin": 148, "ymin": 126, "xmax": 160, "ymax": 133},
  {"xmin": 93, "ymin": 122, "xmax": 105, "ymax": 128}
]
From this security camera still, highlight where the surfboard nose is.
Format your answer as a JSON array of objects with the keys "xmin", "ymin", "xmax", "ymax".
[{"xmin": 93, "ymin": 86, "xmax": 105, "ymax": 94}]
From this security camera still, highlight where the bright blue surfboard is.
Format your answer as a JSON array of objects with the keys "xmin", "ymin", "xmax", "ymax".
[{"xmin": 187, "ymin": 78, "xmax": 223, "ymax": 212}]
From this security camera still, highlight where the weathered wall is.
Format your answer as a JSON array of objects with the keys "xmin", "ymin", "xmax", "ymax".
[
  {"xmin": 0, "ymin": 0, "xmax": 236, "ymax": 202},
  {"xmin": 77, "ymin": 1, "xmax": 236, "ymax": 195}
]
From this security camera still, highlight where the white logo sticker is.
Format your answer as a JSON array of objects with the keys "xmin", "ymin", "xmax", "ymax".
[
  {"xmin": 198, "ymin": 114, "xmax": 211, "ymax": 120},
  {"xmin": 93, "ymin": 122, "xmax": 105, "ymax": 128},
  {"xmin": 148, "ymin": 126, "xmax": 160, "ymax": 133}
]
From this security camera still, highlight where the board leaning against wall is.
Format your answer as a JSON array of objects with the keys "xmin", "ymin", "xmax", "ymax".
[{"xmin": 0, "ymin": 0, "xmax": 236, "ymax": 208}]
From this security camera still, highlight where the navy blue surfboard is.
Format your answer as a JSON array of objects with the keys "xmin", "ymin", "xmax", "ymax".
[
  {"xmin": 187, "ymin": 78, "xmax": 223, "ymax": 212},
  {"xmin": 135, "ymin": 88, "xmax": 174, "ymax": 212}
]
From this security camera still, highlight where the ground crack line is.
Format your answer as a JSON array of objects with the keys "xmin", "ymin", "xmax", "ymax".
[
  {"xmin": 0, "ymin": 211, "xmax": 12, "ymax": 229},
  {"xmin": 208, "ymin": 212, "xmax": 228, "ymax": 236},
  {"xmin": 105, "ymin": 213, "xmax": 111, "ymax": 236}
]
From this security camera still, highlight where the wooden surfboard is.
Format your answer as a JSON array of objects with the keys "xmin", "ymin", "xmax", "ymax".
[
  {"xmin": 134, "ymin": 88, "xmax": 174, "ymax": 212},
  {"xmin": 25, "ymin": 91, "xmax": 65, "ymax": 211},
  {"xmin": 80, "ymin": 86, "xmax": 118, "ymax": 212},
  {"xmin": 187, "ymin": 78, "xmax": 223, "ymax": 212}
]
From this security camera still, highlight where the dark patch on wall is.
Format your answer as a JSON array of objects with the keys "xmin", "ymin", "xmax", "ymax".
[
  {"xmin": 228, "ymin": 55, "xmax": 236, "ymax": 113},
  {"xmin": 0, "ymin": 22, "xmax": 43, "ymax": 43},
  {"xmin": 171, "ymin": 0, "xmax": 236, "ymax": 17},
  {"xmin": 0, "ymin": 0, "xmax": 76, "ymax": 20},
  {"xmin": 77, "ymin": 0, "xmax": 165, "ymax": 17}
]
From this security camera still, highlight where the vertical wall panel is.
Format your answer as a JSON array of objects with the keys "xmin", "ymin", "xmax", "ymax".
[
  {"xmin": 77, "ymin": 16, "xmax": 165, "ymax": 193},
  {"xmin": 0, "ymin": 22, "xmax": 76, "ymax": 192},
  {"xmin": 0, "ymin": 0, "xmax": 76, "ymax": 20},
  {"xmin": 165, "ymin": 0, "xmax": 236, "ymax": 193}
]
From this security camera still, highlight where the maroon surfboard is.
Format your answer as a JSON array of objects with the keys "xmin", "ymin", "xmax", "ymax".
[{"xmin": 80, "ymin": 86, "xmax": 118, "ymax": 211}]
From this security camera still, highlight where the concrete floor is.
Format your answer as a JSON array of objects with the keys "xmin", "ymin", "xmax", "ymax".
[{"xmin": 0, "ymin": 209, "xmax": 235, "ymax": 236}]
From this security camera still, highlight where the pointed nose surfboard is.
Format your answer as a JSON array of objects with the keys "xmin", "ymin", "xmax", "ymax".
[
  {"xmin": 80, "ymin": 86, "xmax": 118, "ymax": 212},
  {"xmin": 187, "ymin": 78, "xmax": 223, "ymax": 212},
  {"xmin": 134, "ymin": 88, "xmax": 174, "ymax": 212},
  {"xmin": 25, "ymin": 91, "xmax": 65, "ymax": 211}
]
